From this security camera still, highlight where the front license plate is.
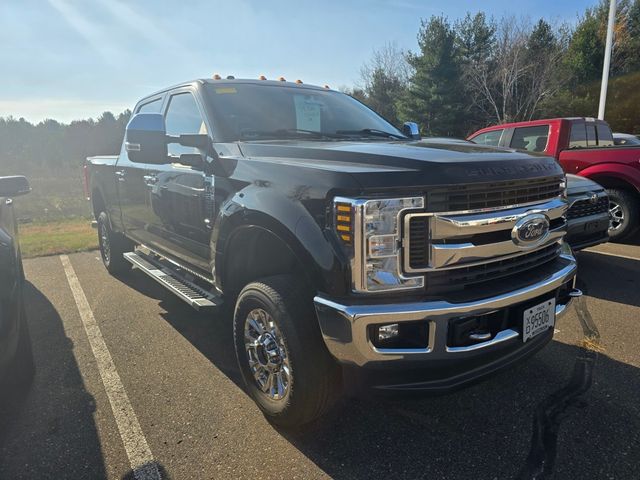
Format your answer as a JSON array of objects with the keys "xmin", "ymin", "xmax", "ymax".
[{"xmin": 522, "ymin": 298, "xmax": 556, "ymax": 343}]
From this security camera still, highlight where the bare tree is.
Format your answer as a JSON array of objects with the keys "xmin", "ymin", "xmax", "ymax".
[
  {"xmin": 356, "ymin": 42, "xmax": 412, "ymax": 124},
  {"xmin": 463, "ymin": 17, "xmax": 566, "ymax": 124},
  {"xmin": 358, "ymin": 42, "xmax": 412, "ymax": 91}
]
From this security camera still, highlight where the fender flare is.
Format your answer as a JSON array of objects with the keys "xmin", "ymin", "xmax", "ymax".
[
  {"xmin": 212, "ymin": 187, "xmax": 344, "ymax": 295},
  {"xmin": 579, "ymin": 164, "xmax": 640, "ymax": 193}
]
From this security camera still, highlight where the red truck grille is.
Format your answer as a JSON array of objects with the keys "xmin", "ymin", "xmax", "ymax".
[{"xmin": 425, "ymin": 176, "xmax": 564, "ymax": 212}]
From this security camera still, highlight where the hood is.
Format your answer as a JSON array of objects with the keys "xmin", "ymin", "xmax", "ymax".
[
  {"xmin": 566, "ymin": 174, "xmax": 605, "ymax": 194},
  {"xmin": 238, "ymin": 139, "xmax": 564, "ymax": 191}
]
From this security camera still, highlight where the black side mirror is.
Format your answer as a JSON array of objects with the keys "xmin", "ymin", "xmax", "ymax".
[
  {"xmin": 0, "ymin": 176, "xmax": 30, "ymax": 197},
  {"xmin": 402, "ymin": 121, "xmax": 421, "ymax": 140},
  {"xmin": 125, "ymin": 113, "xmax": 169, "ymax": 164}
]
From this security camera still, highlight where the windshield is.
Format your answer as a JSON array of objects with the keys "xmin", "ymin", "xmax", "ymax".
[{"xmin": 204, "ymin": 83, "xmax": 404, "ymax": 142}]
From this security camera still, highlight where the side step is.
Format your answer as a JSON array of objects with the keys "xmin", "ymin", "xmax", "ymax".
[{"xmin": 123, "ymin": 251, "xmax": 220, "ymax": 311}]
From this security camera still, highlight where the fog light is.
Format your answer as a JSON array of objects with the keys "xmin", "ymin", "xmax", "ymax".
[{"xmin": 377, "ymin": 323, "xmax": 399, "ymax": 342}]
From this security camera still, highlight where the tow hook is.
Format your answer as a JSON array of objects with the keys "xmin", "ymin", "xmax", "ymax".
[{"xmin": 569, "ymin": 288, "xmax": 583, "ymax": 298}]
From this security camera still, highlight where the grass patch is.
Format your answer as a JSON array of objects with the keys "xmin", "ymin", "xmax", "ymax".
[{"xmin": 19, "ymin": 218, "xmax": 98, "ymax": 258}]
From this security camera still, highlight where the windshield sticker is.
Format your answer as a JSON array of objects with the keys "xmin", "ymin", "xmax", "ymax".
[
  {"xmin": 294, "ymin": 95, "xmax": 322, "ymax": 131},
  {"xmin": 215, "ymin": 87, "xmax": 237, "ymax": 94}
]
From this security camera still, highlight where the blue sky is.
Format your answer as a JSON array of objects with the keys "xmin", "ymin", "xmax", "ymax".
[{"xmin": 1, "ymin": 0, "xmax": 597, "ymax": 123}]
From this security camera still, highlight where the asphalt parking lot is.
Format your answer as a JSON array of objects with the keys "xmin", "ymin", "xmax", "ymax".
[{"xmin": 1, "ymin": 241, "xmax": 639, "ymax": 479}]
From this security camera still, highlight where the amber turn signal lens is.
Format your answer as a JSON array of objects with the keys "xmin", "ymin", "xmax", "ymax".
[{"xmin": 335, "ymin": 202, "xmax": 353, "ymax": 245}]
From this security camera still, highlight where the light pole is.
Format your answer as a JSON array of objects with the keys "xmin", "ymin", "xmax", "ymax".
[{"xmin": 598, "ymin": 0, "xmax": 617, "ymax": 120}]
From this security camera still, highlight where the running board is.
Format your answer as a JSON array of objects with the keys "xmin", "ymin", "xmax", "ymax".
[{"xmin": 123, "ymin": 251, "xmax": 220, "ymax": 311}]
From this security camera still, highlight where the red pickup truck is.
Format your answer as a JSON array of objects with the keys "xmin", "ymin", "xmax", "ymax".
[{"xmin": 469, "ymin": 118, "xmax": 640, "ymax": 240}]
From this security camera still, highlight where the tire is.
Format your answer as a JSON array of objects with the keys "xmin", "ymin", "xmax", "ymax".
[
  {"xmin": 233, "ymin": 275, "xmax": 341, "ymax": 428},
  {"xmin": 7, "ymin": 300, "xmax": 35, "ymax": 387},
  {"xmin": 97, "ymin": 211, "xmax": 133, "ymax": 274},
  {"xmin": 606, "ymin": 188, "xmax": 639, "ymax": 241}
]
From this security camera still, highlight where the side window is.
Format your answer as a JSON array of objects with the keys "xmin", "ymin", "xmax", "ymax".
[
  {"xmin": 586, "ymin": 124, "xmax": 597, "ymax": 146},
  {"xmin": 510, "ymin": 125, "xmax": 549, "ymax": 152},
  {"xmin": 596, "ymin": 123, "xmax": 614, "ymax": 146},
  {"xmin": 569, "ymin": 123, "xmax": 587, "ymax": 148},
  {"xmin": 164, "ymin": 93, "xmax": 208, "ymax": 157},
  {"xmin": 471, "ymin": 130, "xmax": 503, "ymax": 146},
  {"xmin": 137, "ymin": 98, "xmax": 162, "ymax": 114}
]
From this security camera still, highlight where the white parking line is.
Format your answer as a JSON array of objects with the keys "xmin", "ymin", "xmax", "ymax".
[
  {"xmin": 582, "ymin": 249, "xmax": 640, "ymax": 261},
  {"xmin": 60, "ymin": 255, "xmax": 162, "ymax": 480}
]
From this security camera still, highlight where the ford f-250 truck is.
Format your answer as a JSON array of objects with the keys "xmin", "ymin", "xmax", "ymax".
[
  {"xmin": 469, "ymin": 117, "xmax": 640, "ymax": 240},
  {"xmin": 86, "ymin": 78, "xmax": 580, "ymax": 427}
]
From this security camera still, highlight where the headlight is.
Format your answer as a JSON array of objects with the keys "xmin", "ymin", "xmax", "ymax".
[{"xmin": 334, "ymin": 196, "xmax": 425, "ymax": 293}]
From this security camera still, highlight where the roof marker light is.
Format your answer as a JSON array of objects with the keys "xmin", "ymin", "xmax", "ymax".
[
  {"xmin": 278, "ymin": 76, "xmax": 286, "ymax": 81},
  {"xmin": 212, "ymin": 73, "xmax": 222, "ymax": 80},
  {"xmin": 226, "ymin": 75, "xmax": 235, "ymax": 79},
  {"xmin": 259, "ymin": 75, "xmax": 267, "ymax": 80},
  {"xmin": 324, "ymin": 84, "xmax": 330, "ymax": 89},
  {"xmin": 295, "ymin": 79, "xmax": 303, "ymax": 84}
]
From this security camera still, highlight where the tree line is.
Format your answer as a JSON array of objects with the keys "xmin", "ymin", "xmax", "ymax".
[
  {"xmin": 0, "ymin": 111, "xmax": 131, "ymax": 177},
  {"xmin": 1, "ymin": 0, "xmax": 639, "ymax": 180},
  {"xmin": 347, "ymin": 0, "xmax": 640, "ymax": 137}
]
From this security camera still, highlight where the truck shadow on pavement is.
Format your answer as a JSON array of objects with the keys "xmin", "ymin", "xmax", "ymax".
[
  {"xmin": 117, "ymin": 267, "xmax": 640, "ymax": 480},
  {"xmin": 0, "ymin": 282, "xmax": 107, "ymax": 479}
]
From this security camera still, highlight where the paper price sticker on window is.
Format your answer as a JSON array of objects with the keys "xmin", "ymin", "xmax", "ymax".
[
  {"xmin": 215, "ymin": 87, "xmax": 237, "ymax": 94},
  {"xmin": 294, "ymin": 95, "xmax": 322, "ymax": 131}
]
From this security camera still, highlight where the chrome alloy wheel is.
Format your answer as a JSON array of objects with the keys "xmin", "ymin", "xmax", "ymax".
[
  {"xmin": 609, "ymin": 199, "xmax": 625, "ymax": 232},
  {"xmin": 244, "ymin": 308, "xmax": 291, "ymax": 401},
  {"xmin": 100, "ymin": 222, "xmax": 111, "ymax": 263}
]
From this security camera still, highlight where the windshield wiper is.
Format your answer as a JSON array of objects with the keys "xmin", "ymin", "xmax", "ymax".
[
  {"xmin": 241, "ymin": 129, "xmax": 338, "ymax": 140},
  {"xmin": 335, "ymin": 128, "xmax": 407, "ymax": 140}
]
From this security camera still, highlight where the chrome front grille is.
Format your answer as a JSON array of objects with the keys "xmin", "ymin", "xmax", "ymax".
[
  {"xmin": 425, "ymin": 176, "xmax": 564, "ymax": 212},
  {"xmin": 403, "ymin": 196, "xmax": 568, "ymax": 292},
  {"xmin": 424, "ymin": 243, "xmax": 561, "ymax": 291}
]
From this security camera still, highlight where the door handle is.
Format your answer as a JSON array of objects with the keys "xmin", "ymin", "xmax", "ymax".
[
  {"xmin": 115, "ymin": 170, "xmax": 126, "ymax": 182},
  {"xmin": 143, "ymin": 175, "xmax": 158, "ymax": 186}
]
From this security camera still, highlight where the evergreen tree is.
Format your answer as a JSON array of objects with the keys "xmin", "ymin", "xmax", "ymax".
[{"xmin": 399, "ymin": 16, "xmax": 466, "ymax": 137}]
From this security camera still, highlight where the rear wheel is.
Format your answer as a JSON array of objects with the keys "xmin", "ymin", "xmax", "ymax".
[
  {"xmin": 607, "ymin": 188, "xmax": 639, "ymax": 241},
  {"xmin": 233, "ymin": 275, "xmax": 341, "ymax": 428},
  {"xmin": 97, "ymin": 212, "xmax": 133, "ymax": 274}
]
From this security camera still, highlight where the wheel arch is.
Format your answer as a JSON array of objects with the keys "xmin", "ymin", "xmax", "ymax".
[
  {"xmin": 580, "ymin": 164, "xmax": 640, "ymax": 194},
  {"xmin": 213, "ymin": 200, "xmax": 347, "ymax": 299}
]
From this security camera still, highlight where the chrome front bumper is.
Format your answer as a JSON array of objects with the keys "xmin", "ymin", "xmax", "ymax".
[{"xmin": 314, "ymin": 251, "xmax": 578, "ymax": 368}]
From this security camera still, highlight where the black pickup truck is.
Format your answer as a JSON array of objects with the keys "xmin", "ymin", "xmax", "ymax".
[
  {"xmin": 0, "ymin": 176, "xmax": 34, "ymax": 390},
  {"xmin": 86, "ymin": 78, "xmax": 580, "ymax": 427}
]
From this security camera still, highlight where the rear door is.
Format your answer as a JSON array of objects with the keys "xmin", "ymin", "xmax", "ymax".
[
  {"xmin": 144, "ymin": 88, "xmax": 212, "ymax": 272},
  {"xmin": 117, "ymin": 96, "xmax": 165, "ymax": 244}
]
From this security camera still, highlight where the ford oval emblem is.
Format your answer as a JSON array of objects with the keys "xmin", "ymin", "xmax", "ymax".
[{"xmin": 512, "ymin": 213, "xmax": 550, "ymax": 248}]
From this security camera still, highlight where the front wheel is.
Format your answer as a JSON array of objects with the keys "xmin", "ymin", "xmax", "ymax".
[
  {"xmin": 607, "ymin": 188, "xmax": 639, "ymax": 241},
  {"xmin": 233, "ymin": 275, "xmax": 341, "ymax": 428}
]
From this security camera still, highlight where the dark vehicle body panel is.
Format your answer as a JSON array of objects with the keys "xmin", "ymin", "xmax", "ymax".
[{"xmin": 0, "ymin": 183, "xmax": 27, "ymax": 384}]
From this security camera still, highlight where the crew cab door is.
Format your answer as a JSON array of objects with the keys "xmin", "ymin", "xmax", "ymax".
[
  {"xmin": 117, "ymin": 96, "xmax": 164, "ymax": 245},
  {"xmin": 144, "ymin": 89, "xmax": 212, "ymax": 273}
]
